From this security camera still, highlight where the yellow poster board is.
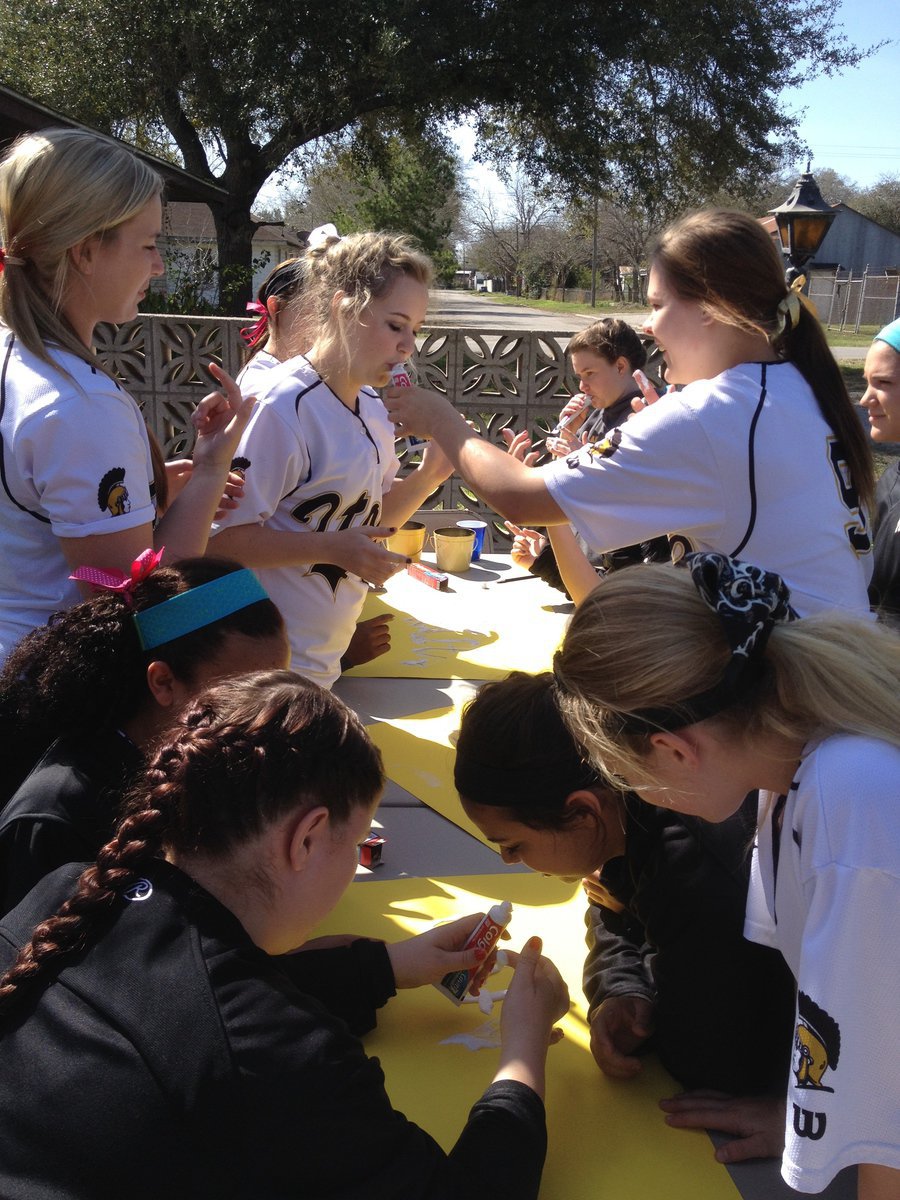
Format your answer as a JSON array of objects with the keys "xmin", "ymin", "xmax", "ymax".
[
  {"xmin": 367, "ymin": 701, "xmax": 493, "ymax": 847},
  {"xmin": 345, "ymin": 566, "xmax": 570, "ymax": 679},
  {"xmin": 313, "ymin": 872, "xmax": 739, "ymax": 1200}
]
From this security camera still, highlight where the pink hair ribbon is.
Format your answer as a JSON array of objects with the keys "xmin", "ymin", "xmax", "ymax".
[
  {"xmin": 69, "ymin": 547, "xmax": 165, "ymax": 607},
  {"xmin": 0, "ymin": 247, "xmax": 25, "ymax": 273},
  {"xmin": 240, "ymin": 300, "xmax": 268, "ymax": 347}
]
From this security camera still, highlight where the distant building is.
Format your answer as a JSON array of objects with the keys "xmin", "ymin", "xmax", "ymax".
[
  {"xmin": 760, "ymin": 206, "xmax": 900, "ymax": 276},
  {"xmin": 158, "ymin": 202, "xmax": 307, "ymax": 304}
]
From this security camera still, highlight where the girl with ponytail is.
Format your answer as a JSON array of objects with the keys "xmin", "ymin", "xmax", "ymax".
[
  {"xmin": 552, "ymin": 553, "xmax": 900, "ymax": 1198},
  {"xmin": 386, "ymin": 208, "xmax": 873, "ymax": 620},
  {"xmin": 0, "ymin": 671, "xmax": 567, "ymax": 1200},
  {"xmin": 0, "ymin": 128, "xmax": 255, "ymax": 663}
]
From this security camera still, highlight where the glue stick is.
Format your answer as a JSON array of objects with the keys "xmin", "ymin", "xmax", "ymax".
[
  {"xmin": 389, "ymin": 361, "xmax": 426, "ymax": 451},
  {"xmin": 435, "ymin": 901, "xmax": 513, "ymax": 1005}
]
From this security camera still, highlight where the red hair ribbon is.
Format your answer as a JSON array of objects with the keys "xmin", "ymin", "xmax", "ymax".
[
  {"xmin": 240, "ymin": 300, "xmax": 268, "ymax": 347},
  {"xmin": 69, "ymin": 547, "xmax": 165, "ymax": 607}
]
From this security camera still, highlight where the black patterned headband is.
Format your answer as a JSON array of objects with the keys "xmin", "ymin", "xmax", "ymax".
[{"xmin": 615, "ymin": 552, "xmax": 797, "ymax": 734}]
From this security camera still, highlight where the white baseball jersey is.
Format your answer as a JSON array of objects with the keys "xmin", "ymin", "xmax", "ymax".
[
  {"xmin": 235, "ymin": 350, "xmax": 282, "ymax": 397},
  {"xmin": 745, "ymin": 735, "xmax": 900, "ymax": 1191},
  {"xmin": 544, "ymin": 362, "xmax": 873, "ymax": 618},
  {"xmin": 213, "ymin": 354, "xmax": 399, "ymax": 686},
  {"xmin": 0, "ymin": 330, "xmax": 155, "ymax": 663}
]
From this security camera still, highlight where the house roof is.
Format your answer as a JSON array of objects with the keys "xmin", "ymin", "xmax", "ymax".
[
  {"xmin": 0, "ymin": 83, "xmax": 228, "ymax": 207},
  {"xmin": 162, "ymin": 201, "xmax": 307, "ymax": 249}
]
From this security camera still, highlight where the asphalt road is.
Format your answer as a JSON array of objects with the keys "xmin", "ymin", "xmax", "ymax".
[
  {"xmin": 425, "ymin": 288, "xmax": 866, "ymax": 359},
  {"xmin": 425, "ymin": 289, "xmax": 626, "ymax": 333}
]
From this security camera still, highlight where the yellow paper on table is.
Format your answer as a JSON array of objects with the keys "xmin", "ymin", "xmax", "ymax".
[
  {"xmin": 367, "ymin": 701, "xmax": 492, "ymax": 847},
  {"xmin": 312, "ymin": 872, "xmax": 739, "ymax": 1200},
  {"xmin": 345, "ymin": 567, "xmax": 569, "ymax": 680}
]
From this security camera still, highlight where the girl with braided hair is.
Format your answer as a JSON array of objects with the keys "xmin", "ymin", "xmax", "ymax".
[
  {"xmin": 0, "ymin": 554, "xmax": 288, "ymax": 913},
  {"xmin": 552, "ymin": 553, "xmax": 900, "ymax": 1199},
  {"xmin": 0, "ymin": 670, "xmax": 568, "ymax": 1200}
]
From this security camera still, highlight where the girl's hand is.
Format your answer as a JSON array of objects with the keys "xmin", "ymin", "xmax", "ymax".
[
  {"xmin": 546, "ymin": 430, "xmax": 579, "ymax": 457},
  {"xmin": 588, "ymin": 995, "xmax": 655, "ymax": 1078},
  {"xmin": 386, "ymin": 913, "xmax": 500, "ymax": 989},
  {"xmin": 326, "ymin": 527, "xmax": 409, "ymax": 587},
  {"xmin": 659, "ymin": 1090, "xmax": 785, "ymax": 1164},
  {"xmin": 190, "ymin": 362, "xmax": 257, "ymax": 471},
  {"xmin": 631, "ymin": 369, "xmax": 661, "ymax": 414},
  {"xmin": 500, "ymin": 427, "xmax": 541, "ymax": 467},
  {"xmin": 504, "ymin": 520, "xmax": 545, "ymax": 569},
  {"xmin": 341, "ymin": 614, "xmax": 394, "ymax": 669},
  {"xmin": 557, "ymin": 394, "xmax": 589, "ymax": 427},
  {"xmin": 385, "ymin": 383, "xmax": 447, "ymax": 438},
  {"xmin": 501, "ymin": 936, "xmax": 570, "ymax": 1045}
]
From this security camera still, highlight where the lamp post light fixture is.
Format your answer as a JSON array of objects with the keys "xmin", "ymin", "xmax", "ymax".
[{"xmin": 768, "ymin": 163, "xmax": 837, "ymax": 283}]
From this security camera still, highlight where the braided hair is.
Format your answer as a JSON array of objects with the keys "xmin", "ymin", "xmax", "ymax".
[{"xmin": 0, "ymin": 670, "xmax": 384, "ymax": 1018}]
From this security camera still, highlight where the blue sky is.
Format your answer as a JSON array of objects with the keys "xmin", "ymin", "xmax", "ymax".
[
  {"xmin": 455, "ymin": 1, "xmax": 899, "ymax": 212},
  {"xmin": 784, "ymin": 0, "xmax": 899, "ymax": 186}
]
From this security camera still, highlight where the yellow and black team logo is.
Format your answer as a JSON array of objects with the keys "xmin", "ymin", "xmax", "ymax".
[
  {"xmin": 794, "ymin": 991, "xmax": 840, "ymax": 1092},
  {"xmin": 98, "ymin": 467, "xmax": 131, "ymax": 516},
  {"xmin": 566, "ymin": 427, "xmax": 623, "ymax": 468}
]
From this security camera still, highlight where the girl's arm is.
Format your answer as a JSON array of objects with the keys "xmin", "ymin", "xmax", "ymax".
[
  {"xmin": 150, "ymin": 364, "xmax": 256, "ymax": 562},
  {"xmin": 859, "ymin": 1164, "xmax": 900, "ymax": 1200},
  {"xmin": 380, "ymin": 439, "xmax": 454, "ymax": 529},
  {"xmin": 384, "ymin": 386, "xmax": 567, "ymax": 526},
  {"xmin": 546, "ymin": 525, "xmax": 603, "ymax": 606},
  {"xmin": 211, "ymin": 524, "xmax": 407, "ymax": 587}
]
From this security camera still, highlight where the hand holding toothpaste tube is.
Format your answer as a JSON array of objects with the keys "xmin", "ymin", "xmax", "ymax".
[{"xmin": 386, "ymin": 912, "xmax": 510, "ymax": 991}]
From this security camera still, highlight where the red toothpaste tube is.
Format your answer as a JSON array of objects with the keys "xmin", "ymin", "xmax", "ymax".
[
  {"xmin": 435, "ymin": 901, "xmax": 513, "ymax": 1005},
  {"xmin": 407, "ymin": 562, "xmax": 448, "ymax": 590}
]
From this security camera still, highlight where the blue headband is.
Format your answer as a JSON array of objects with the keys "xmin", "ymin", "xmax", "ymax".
[
  {"xmin": 134, "ymin": 569, "xmax": 270, "ymax": 651},
  {"xmin": 874, "ymin": 318, "xmax": 900, "ymax": 354}
]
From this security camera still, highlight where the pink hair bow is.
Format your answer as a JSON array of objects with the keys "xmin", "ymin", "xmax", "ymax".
[
  {"xmin": 240, "ymin": 300, "xmax": 268, "ymax": 347},
  {"xmin": 69, "ymin": 547, "xmax": 165, "ymax": 607}
]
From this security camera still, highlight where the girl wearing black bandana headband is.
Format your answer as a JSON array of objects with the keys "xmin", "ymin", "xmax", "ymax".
[{"xmin": 553, "ymin": 553, "xmax": 900, "ymax": 1196}]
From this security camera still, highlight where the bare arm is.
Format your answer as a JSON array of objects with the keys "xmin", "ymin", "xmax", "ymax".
[
  {"xmin": 546, "ymin": 525, "xmax": 603, "ymax": 606},
  {"xmin": 211, "ymin": 523, "xmax": 408, "ymax": 587},
  {"xmin": 381, "ymin": 441, "xmax": 455, "ymax": 529},
  {"xmin": 384, "ymin": 387, "xmax": 567, "ymax": 527},
  {"xmin": 858, "ymin": 1165, "xmax": 900, "ymax": 1200}
]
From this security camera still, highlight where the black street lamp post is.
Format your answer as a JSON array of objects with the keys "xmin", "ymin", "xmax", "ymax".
[{"xmin": 768, "ymin": 165, "xmax": 837, "ymax": 283}]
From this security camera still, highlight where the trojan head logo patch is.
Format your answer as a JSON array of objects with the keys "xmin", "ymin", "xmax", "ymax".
[
  {"xmin": 568, "ymin": 427, "xmax": 623, "ymax": 467},
  {"xmin": 794, "ymin": 991, "xmax": 840, "ymax": 1092},
  {"xmin": 230, "ymin": 455, "xmax": 251, "ymax": 481},
  {"xmin": 98, "ymin": 468, "xmax": 131, "ymax": 516}
]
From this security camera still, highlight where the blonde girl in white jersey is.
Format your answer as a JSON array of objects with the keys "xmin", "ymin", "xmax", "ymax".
[{"xmin": 0, "ymin": 128, "xmax": 253, "ymax": 661}]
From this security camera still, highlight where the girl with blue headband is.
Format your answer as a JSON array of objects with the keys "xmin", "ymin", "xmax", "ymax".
[
  {"xmin": 860, "ymin": 317, "xmax": 900, "ymax": 625},
  {"xmin": 0, "ymin": 555, "xmax": 287, "ymax": 913},
  {"xmin": 553, "ymin": 553, "xmax": 900, "ymax": 1198}
]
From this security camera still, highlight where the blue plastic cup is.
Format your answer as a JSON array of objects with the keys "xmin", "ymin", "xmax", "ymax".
[{"xmin": 456, "ymin": 519, "xmax": 487, "ymax": 560}]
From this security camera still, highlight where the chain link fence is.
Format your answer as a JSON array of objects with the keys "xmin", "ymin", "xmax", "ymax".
[{"xmin": 808, "ymin": 271, "xmax": 900, "ymax": 332}]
